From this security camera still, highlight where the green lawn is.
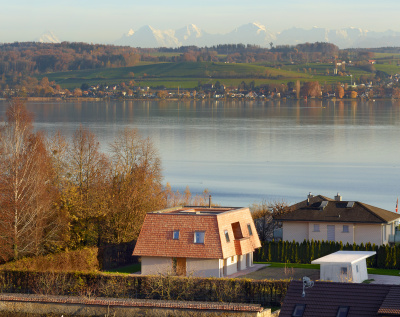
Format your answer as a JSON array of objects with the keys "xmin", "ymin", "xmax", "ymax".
[
  {"xmin": 256, "ymin": 262, "xmax": 400, "ymax": 277},
  {"xmin": 367, "ymin": 267, "xmax": 400, "ymax": 276},
  {"xmin": 103, "ymin": 263, "xmax": 141, "ymax": 274},
  {"xmin": 255, "ymin": 262, "xmax": 320, "ymax": 270}
]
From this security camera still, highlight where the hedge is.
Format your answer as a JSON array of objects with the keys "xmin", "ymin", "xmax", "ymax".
[
  {"xmin": 0, "ymin": 270, "xmax": 289, "ymax": 307},
  {"xmin": 254, "ymin": 240, "xmax": 400, "ymax": 269}
]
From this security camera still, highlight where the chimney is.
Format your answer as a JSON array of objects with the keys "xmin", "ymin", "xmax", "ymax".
[
  {"xmin": 209, "ymin": 195, "xmax": 212, "ymax": 208},
  {"xmin": 308, "ymin": 192, "xmax": 314, "ymax": 199},
  {"xmin": 335, "ymin": 193, "xmax": 342, "ymax": 201}
]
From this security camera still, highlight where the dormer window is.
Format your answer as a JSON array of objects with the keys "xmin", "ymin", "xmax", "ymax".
[
  {"xmin": 194, "ymin": 231, "xmax": 205, "ymax": 244},
  {"xmin": 173, "ymin": 230, "xmax": 180, "ymax": 240},
  {"xmin": 224, "ymin": 230, "xmax": 230, "ymax": 243},
  {"xmin": 247, "ymin": 224, "xmax": 253, "ymax": 236},
  {"xmin": 292, "ymin": 304, "xmax": 305, "ymax": 316},
  {"xmin": 336, "ymin": 306, "xmax": 349, "ymax": 317}
]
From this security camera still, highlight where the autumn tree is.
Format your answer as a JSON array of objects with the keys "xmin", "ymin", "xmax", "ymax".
[
  {"xmin": 62, "ymin": 126, "xmax": 110, "ymax": 248},
  {"xmin": 336, "ymin": 85, "xmax": 344, "ymax": 98},
  {"xmin": 0, "ymin": 100, "xmax": 61, "ymax": 260},
  {"xmin": 103, "ymin": 128, "xmax": 164, "ymax": 243},
  {"xmin": 301, "ymin": 81, "xmax": 321, "ymax": 98}
]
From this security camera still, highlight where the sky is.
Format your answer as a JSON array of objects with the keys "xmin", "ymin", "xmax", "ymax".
[{"xmin": 1, "ymin": 0, "xmax": 400, "ymax": 44}]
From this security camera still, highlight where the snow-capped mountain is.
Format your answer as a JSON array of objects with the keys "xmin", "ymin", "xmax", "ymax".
[
  {"xmin": 115, "ymin": 25, "xmax": 179, "ymax": 47},
  {"xmin": 225, "ymin": 23, "xmax": 276, "ymax": 45},
  {"xmin": 113, "ymin": 24, "xmax": 400, "ymax": 49},
  {"xmin": 37, "ymin": 31, "xmax": 60, "ymax": 43},
  {"xmin": 175, "ymin": 24, "xmax": 202, "ymax": 44}
]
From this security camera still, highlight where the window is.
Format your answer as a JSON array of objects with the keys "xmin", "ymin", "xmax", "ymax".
[
  {"xmin": 292, "ymin": 304, "xmax": 305, "ymax": 317},
  {"xmin": 313, "ymin": 224, "xmax": 320, "ymax": 232},
  {"xmin": 194, "ymin": 231, "xmax": 205, "ymax": 244},
  {"xmin": 173, "ymin": 230, "xmax": 180, "ymax": 240},
  {"xmin": 336, "ymin": 306, "xmax": 349, "ymax": 317},
  {"xmin": 340, "ymin": 267, "xmax": 347, "ymax": 275},
  {"xmin": 247, "ymin": 224, "xmax": 253, "ymax": 236},
  {"xmin": 343, "ymin": 225, "xmax": 349, "ymax": 233},
  {"xmin": 356, "ymin": 265, "xmax": 359, "ymax": 273},
  {"xmin": 224, "ymin": 230, "xmax": 230, "ymax": 243},
  {"xmin": 231, "ymin": 256, "xmax": 235, "ymax": 262}
]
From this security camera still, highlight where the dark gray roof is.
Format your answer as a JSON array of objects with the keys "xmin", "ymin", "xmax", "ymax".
[
  {"xmin": 280, "ymin": 280, "xmax": 400, "ymax": 317},
  {"xmin": 275, "ymin": 195, "xmax": 400, "ymax": 224}
]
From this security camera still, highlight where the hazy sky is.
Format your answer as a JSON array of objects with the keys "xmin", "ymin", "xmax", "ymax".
[{"xmin": 1, "ymin": 0, "xmax": 400, "ymax": 43}]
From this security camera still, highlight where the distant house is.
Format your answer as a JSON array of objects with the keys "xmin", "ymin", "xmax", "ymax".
[
  {"xmin": 280, "ymin": 280, "xmax": 400, "ymax": 317},
  {"xmin": 274, "ymin": 193, "xmax": 400, "ymax": 245},
  {"xmin": 311, "ymin": 250, "xmax": 376, "ymax": 283},
  {"xmin": 133, "ymin": 206, "xmax": 261, "ymax": 277}
]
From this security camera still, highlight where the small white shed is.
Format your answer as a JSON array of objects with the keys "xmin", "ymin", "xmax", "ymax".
[{"xmin": 311, "ymin": 250, "xmax": 376, "ymax": 283}]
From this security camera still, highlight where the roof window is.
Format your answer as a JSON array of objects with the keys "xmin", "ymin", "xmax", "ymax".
[
  {"xmin": 292, "ymin": 304, "xmax": 305, "ymax": 317},
  {"xmin": 224, "ymin": 230, "xmax": 230, "ymax": 243},
  {"xmin": 173, "ymin": 230, "xmax": 180, "ymax": 240},
  {"xmin": 194, "ymin": 231, "xmax": 205, "ymax": 244},
  {"xmin": 247, "ymin": 223, "xmax": 253, "ymax": 236},
  {"xmin": 336, "ymin": 306, "xmax": 349, "ymax": 317}
]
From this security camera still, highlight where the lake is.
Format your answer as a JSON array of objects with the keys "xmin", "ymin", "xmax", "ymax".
[{"xmin": 1, "ymin": 98, "xmax": 400, "ymax": 211}]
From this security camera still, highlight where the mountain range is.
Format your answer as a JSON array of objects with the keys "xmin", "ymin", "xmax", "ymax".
[{"xmin": 40, "ymin": 23, "xmax": 400, "ymax": 49}]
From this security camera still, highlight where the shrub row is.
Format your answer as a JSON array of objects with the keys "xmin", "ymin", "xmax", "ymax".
[
  {"xmin": 0, "ymin": 248, "xmax": 100, "ymax": 272},
  {"xmin": 254, "ymin": 240, "xmax": 400, "ymax": 269},
  {"xmin": 0, "ymin": 270, "xmax": 289, "ymax": 307}
]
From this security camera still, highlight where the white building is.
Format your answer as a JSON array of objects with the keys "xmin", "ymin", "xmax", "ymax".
[
  {"xmin": 133, "ymin": 206, "xmax": 261, "ymax": 277},
  {"xmin": 275, "ymin": 193, "xmax": 400, "ymax": 246},
  {"xmin": 311, "ymin": 250, "xmax": 376, "ymax": 283}
]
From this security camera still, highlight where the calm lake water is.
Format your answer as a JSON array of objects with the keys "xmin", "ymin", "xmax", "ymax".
[{"xmin": 1, "ymin": 98, "xmax": 400, "ymax": 211}]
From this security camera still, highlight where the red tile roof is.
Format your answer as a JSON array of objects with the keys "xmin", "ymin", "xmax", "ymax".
[{"xmin": 133, "ymin": 206, "xmax": 261, "ymax": 259}]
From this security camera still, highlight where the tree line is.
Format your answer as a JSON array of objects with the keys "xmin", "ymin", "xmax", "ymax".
[
  {"xmin": 0, "ymin": 99, "xmax": 208, "ymax": 262},
  {"xmin": 255, "ymin": 240, "xmax": 400, "ymax": 269}
]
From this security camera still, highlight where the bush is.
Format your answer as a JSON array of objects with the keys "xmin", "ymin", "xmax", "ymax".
[
  {"xmin": 0, "ymin": 270, "xmax": 289, "ymax": 307},
  {"xmin": 0, "ymin": 248, "xmax": 99, "ymax": 272}
]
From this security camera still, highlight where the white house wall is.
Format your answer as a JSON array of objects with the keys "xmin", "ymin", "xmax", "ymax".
[
  {"xmin": 308, "ymin": 222, "xmax": 354, "ymax": 244},
  {"xmin": 282, "ymin": 222, "xmax": 308, "ymax": 241},
  {"xmin": 283, "ymin": 221, "xmax": 389, "ymax": 245},
  {"xmin": 141, "ymin": 256, "xmax": 173, "ymax": 275},
  {"xmin": 351, "ymin": 260, "xmax": 368, "ymax": 283},
  {"xmin": 186, "ymin": 258, "xmax": 220, "ymax": 277},
  {"xmin": 354, "ymin": 224, "xmax": 382, "ymax": 245},
  {"xmin": 225, "ymin": 255, "xmax": 238, "ymax": 276}
]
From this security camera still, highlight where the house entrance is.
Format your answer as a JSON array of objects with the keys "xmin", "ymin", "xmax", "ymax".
[
  {"xmin": 327, "ymin": 225, "xmax": 335, "ymax": 241},
  {"xmin": 173, "ymin": 258, "xmax": 186, "ymax": 276}
]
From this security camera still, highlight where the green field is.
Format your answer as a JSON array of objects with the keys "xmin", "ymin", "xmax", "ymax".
[
  {"xmin": 37, "ymin": 62, "xmax": 331, "ymax": 89},
  {"xmin": 38, "ymin": 60, "xmax": 399, "ymax": 90}
]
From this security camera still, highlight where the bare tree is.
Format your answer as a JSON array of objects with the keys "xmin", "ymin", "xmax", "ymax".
[
  {"xmin": 0, "ymin": 99, "xmax": 60, "ymax": 260},
  {"xmin": 105, "ymin": 128, "xmax": 164, "ymax": 243},
  {"xmin": 251, "ymin": 200, "xmax": 289, "ymax": 242}
]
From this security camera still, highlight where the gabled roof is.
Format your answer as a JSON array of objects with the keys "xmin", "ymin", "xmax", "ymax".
[
  {"xmin": 280, "ymin": 280, "xmax": 400, "ymax": 317},
  {"xmin": 275, "ymin": 195, "xmax": 400, "ymax": 224},
  {"xmin": 133, "ymin": 206, "xmax": 261, "ymax": 259}
]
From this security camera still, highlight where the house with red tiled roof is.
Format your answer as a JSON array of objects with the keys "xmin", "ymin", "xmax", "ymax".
[
  {"xmin": 280, "ymin": 280, "xmax": 400, "ymax": 317},
  {"xmin": 274, "ymin": 193, "xmax": 400, "ymax": 246},
  {"xmin": 133, "ymin": 206, "xmax": 261, "ymax": 277}
]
